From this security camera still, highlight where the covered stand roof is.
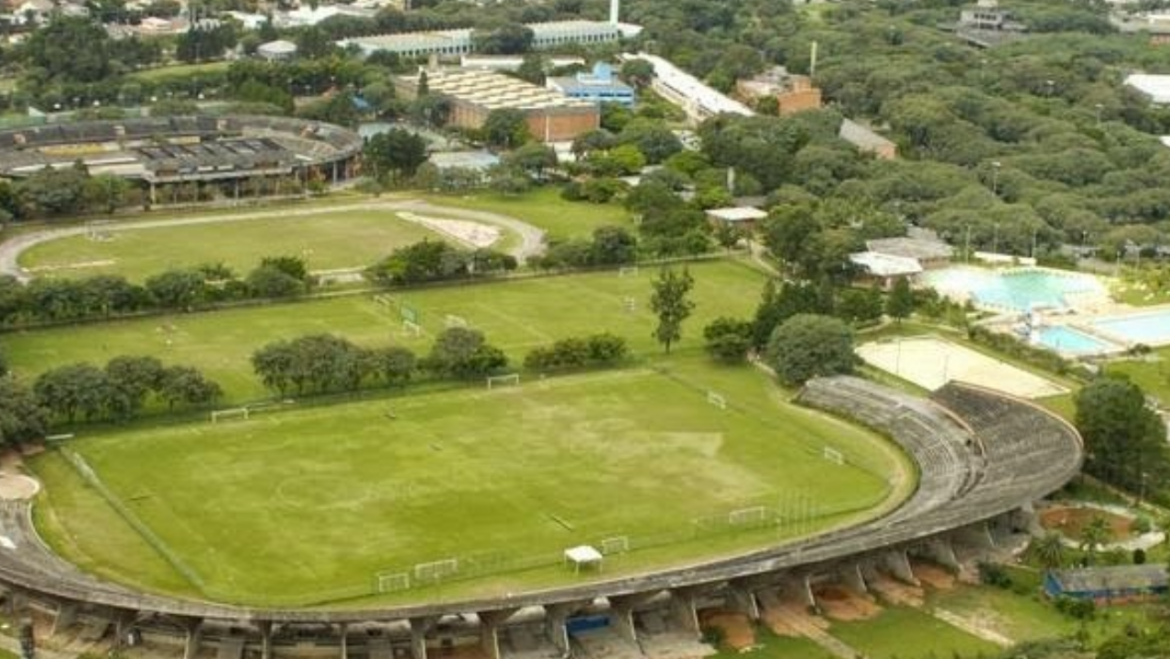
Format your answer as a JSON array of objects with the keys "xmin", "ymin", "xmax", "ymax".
[{"xmin": 1050, "ymin": 565, "xmax": 1169, "ymax": 594}]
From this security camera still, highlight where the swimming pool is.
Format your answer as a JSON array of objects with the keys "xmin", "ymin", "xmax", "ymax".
[
  {"xmin": 923, "ymin": 267, "xmax": 1105, "ymax": 313},
  {"xmin": 1089, "ymin": 309, "xmax": 1170, "ymax": 346},
  {"xmin": 1032, "ymin": 326, "xmax": 1118, "ymax": 355}
]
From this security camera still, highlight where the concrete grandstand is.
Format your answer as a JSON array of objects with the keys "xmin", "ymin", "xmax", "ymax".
[
  {"xmin": 0, "ymin": 377, "xmax": 1081, "ymax": 659},
  {"xmin": 0, "ymin": 115, "xmax": 363, "ymax": 204}
]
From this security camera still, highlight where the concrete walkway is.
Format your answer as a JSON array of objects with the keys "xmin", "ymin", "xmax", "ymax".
[{"xmin": 0, "ymin": 198, "xmax": 547, "ymax": 283}]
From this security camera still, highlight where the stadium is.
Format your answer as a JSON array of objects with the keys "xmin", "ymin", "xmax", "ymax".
[
  {"xmin": 0, "ymin": 369, "xmax": 1082, "ymax": 659},
  {"xmin": 0, "ymin": 115, "xmax": 363, "ymax": 203}
]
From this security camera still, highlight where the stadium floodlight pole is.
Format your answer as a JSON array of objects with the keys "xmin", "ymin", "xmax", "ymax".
[{"xmin": 19, "ymin": 619, "xmax": 35, "ymax": 659}]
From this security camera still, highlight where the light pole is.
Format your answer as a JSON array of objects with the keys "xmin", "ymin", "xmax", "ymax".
[
  {"xmin": 993, "ymin": 222, "xmax": 1000, "ymax": 255},
  {"xmin": 991, "ymin": 160, "xmax": 1001, "ymax": 196},
  {"xmin": 1094, "ymin": 103, "xmax": 1103, "ymax": 125},
  {"xmin": 1031, "ymin": 227, "xmax": 1039, "ymax": 260}
]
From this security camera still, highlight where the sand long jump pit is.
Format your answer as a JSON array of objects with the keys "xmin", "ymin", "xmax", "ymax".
[{"xmin": 857, "ymin": 336, "xmax": 1067, "ymax": 399}]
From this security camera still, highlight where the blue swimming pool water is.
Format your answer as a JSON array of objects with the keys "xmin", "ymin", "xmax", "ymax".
[
  {"xmin": 1090, "ymin": 309, "xmax": 1170, "ymax": 345},
  {"xmin": 1033, "ymin": 326, "xmax": 1116, "ymax": 355},
  {"xmin": 924, "ymin": 267, "xmax": 1104, "ymax": 313}
]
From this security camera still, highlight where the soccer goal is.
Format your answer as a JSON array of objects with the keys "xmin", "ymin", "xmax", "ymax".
[
  {"xmin": 444, "ymin": 314, "xmax": 469, "ymax": 329},
  {"xmin": 487, "ymin": 373, "xmax": 520, "ymax": 390},
  {"xmin": 413, "ymin": 558, "xmax": 458, "ymax": 583},
  {"xmin": 600, "ymin": 536, "xmax": 630, "ymax": 555},
  {"xmin": 375, "ymin": 571, "xmax": 411, "ymax": 593},
  {"xmin": 618, "ymin": 265, "xmax": 639, "ymax": 277},
  {"xmin": 728, "ymin": 506, "xmax": 769, "ymax": 526},
  {"xmin": 85, "ymin": 220, "xmax": 114, "ymax": 242},
  {"xmin": 401, "ymin": 319, "xmax": 423, "ymax": 338},
  {"xmin": 623, "ymin": 296, "xmax": 636, "ymax": 313},
  {"xmin": 210, "ymin": 407, "xmax": 250, "ymax": 423},
  {"xmin": 823, "ymin": 446, "xmax": 845, "ymax": 466},
  {"xmin": 373, "ymin": 294, "xmax": 394, "ymax": 311},
  {"xmin": 707, "ymin": 390, "xmax": 727, "ymax": 410}
]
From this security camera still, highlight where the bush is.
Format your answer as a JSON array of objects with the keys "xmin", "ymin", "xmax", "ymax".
[
  {"xmin": 524, "ymin": 334, "xmax": 629, "ymax": 371},
  {"xmin": 977, "ymin": 561, "xmax": 1012, "ymax": 588},
  {"xmin": 767, "ymin": 314, "xmax": 855, "ymax": 385},
  {"xmin": 1133, "ymin": 547, "xmax": 1147, "ymax": 564},
  {"xmin": 1132, "ymin": 516, "xmax": 1152, "ymax": 534},
  {"xmin": 967, "ymin": 325, "xmax": 1074, "ymax": 376},
  {"xmin": 703, "ymin": 317, "xmax": 754, "ymax": 364},
  {"xmin": 1054, "ymin": 595, "xmax": 1095, "ymax": 620}
]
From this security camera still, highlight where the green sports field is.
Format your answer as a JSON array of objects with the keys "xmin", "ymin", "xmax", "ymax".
[
  {"xmin": 31, "ymin": 357, "xmax": 912, "ymax": 607},
  {"xmin": 3, "ymin": 259, "xmax": 768, "ymax": 402},
  {"xmin": 18, "ymin": 209, "xmax": 445, "ymax": 281}
]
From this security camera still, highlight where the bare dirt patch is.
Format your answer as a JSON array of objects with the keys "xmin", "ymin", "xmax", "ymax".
[
  {"xmin": 699, "ymin": 611, "xmax": 756, "ymax": 651},
  {"xmin": 1040, "ymin": 506, "xmax": 1133, "ymax": 542},
  {"xmin": 0, "ymin": 474, "xmax": 40, "ymax": 500},
  {"xmin": 759, "ymin": 592, "xmax": 824, "ymax": 637},
  {"xmin": 867, "ymin": 572, "xmax": 924, "ymax": 607},
  {"xmin": 913, "ymin": 562, "xmax": 957, "ymax": 591},
  {"xmin": 813, "ymin": 585, "xmax": 882, "ymax": 622}
]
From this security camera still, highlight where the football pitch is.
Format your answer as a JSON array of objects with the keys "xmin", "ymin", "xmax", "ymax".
[
  {"xmin": 18, "ymin": 208, "xmax": 445, "ymax": 281},
  {"xmin": 31, "ymin": 357, "xmax": 912, "ymax": 607},
  {"xmin": 4, "ymin": 259, "xmax": 769, "ymax": 402}
]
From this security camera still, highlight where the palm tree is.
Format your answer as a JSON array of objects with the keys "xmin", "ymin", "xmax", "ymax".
[
  {"xmin": 1080, "ymin": 516, "xmax": 1111, "ymax": 564},
  {"xmin": 1029, "ymin": 531, "xmax": 1067, "ymax": 571}
]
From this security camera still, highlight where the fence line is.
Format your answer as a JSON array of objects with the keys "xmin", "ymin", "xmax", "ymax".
[{"xmin": 57, "ymin": 447, "xmax": 208, "ymax": 594}]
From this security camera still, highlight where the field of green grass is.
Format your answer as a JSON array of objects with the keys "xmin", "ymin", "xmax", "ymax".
[
  {"xmin": 31, "ymin": 356, "xmax": 910, "ymax": 607},
  {"xmin": 712, "ymin": 630, "xmax": 837, "ymax": 659},
  {"xmin": 1107, "ymin": 345, "xmax": 1170, "ymax": 406},
  {"xmin": 129, "ymin": 61, "xmax": 231, "ymax": 81},
  {"xmin": 830, "ymin": 606, "xmax": 999, "ymax": 659},
  {"xmin": 422, "ymin": 187, "xmax": 632, "ymax": 240},
  {"xmin": 19, "ymin": 209, "xmax": 446, "ymax": 281},
  {"xmin": 3, "ymin": 259, "xmax": 769, "ymax": 402}
]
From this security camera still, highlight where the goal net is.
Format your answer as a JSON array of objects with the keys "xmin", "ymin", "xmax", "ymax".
[
  {"xmin": 444, "ymin": 314, "xmax": 469, "ymax": 329},
  {"xmin": 210, "ymin": 407, "xmax": 250, "ymax": 423},
  {"xmin": 707, "ymin": 390, "xmax": 727, "ymax": 410},
  {"xmin": 486, "ymin": 373, "xmax": 520, "ymax": 389},
  {"xmin": 375, "ymin": 571, "xmax": 410, "ymax": 593},
  {"xmin": 85, "ymin": 220, "xmax": 114, "ymax": 242},
  {"xmin": 413, "ymin": 559, "xmax": 458, "ymax": 583},
  {"xmin": 823, "ymin": 446, "xmax": 845, "ymax": 466},
  {"xmin": 623, "ymin": 297, "xmax": 636, "ymax": 313},
  {"xmin": 600, "ymin": 536, "xmax": 629, "ymax": 555},
  {"xmin": 401, "ymin": 319, "xmax": 423, "ymax": 338},
  {"xmin": 728, "ymin": 506, "xmax": 769, "ymax": 527},
  {"xmin": 618, "ymin": 266, "xmax": 639, "ymax": 277},
  {"xmin": 373, "ymin": 294, "xmax": 395, "ymax": 312}
]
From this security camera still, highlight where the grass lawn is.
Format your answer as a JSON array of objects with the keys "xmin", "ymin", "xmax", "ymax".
[
  {"xmin": 30, "ymin": 356, "xmax": 910, "ymax": 607},
  {"xmin": 18, "ymin": 209, "xmax": 446, "ymax": 281},
  {"xmin": 829, "ymin": 606, "xmax": 999, "ymax": 659},
  {"xmin": 3, "ymin": 259, "xmax": 770, "ymax": 403},
  {"xmin": 1106, "ymin": 345, "xmax": 1170, "ymax": 406},
  {"xmin": 129, "ymin": 61, "xmax": 231, "ymax": 81},
  {"xmin": 422, "ymin": 187, "xmax": 632, "ymax": 240},
  {"xmin": 927, "ymin": 584, "xmax": 1073, "ymax": 644}
]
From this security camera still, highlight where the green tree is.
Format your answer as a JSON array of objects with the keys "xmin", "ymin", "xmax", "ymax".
[
  {"xmin": 0, "ymin": 376, "xmax": 48, "ymax": 448},
  {"xmin": 1080, "ymin": 516, "xmax": 1110, "ymax": 564},
  {"xmin": 425, "ymin": 327, "xmax": 507, "ymax": 379},
  {"xmin": 34, "ymin": 363, "xmax": 111, "ymax": 423},
  {"xmin": 767, "ymin": 314, "xmax": 855, "ymax": 386},
  {"xmin": 372, "ymin": 346, "xmax": 416, "ymax": 387},
  {"xmin": 364, "ymin": 128, "xmax": 428, "ymax": 181},
  {"xmin": 703, "ymin": 317, "xmax": 754, "ymax": 364},
  {"xmin": 1075, "ymin": 376, "xmax": 1169, "ymax": 493},
  {"xmin": 589, "ymin": 226, "xmax": 637, "ymax": 265},
  {"xmin": 481, "ymin": 108, "xmax": 531, "ymax": 149},
  {"xmin": 472, "ymin": 23, "xmax": 534, "ymax": 54},
  {"xmin": 649, "ymin": 267, "xmax": 695, "ymax": 354},
  {"xmin": 104, "ymin": 355, "xmax": 164, "ymax": 421},
  {"xmin": 885, "ymin": 276, "xmax": 915, "ymax": 323},
  {"xmin": 158, "ymin": 366, "xmax": 222, "ymax": 411},
  {"xmin": 1028, "ymin": 532, "xmax": 1067, "ymax": 571}
]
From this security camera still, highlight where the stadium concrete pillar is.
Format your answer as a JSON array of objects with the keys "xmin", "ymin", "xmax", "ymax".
[
  {"xmin": 608, "ymin": 592, "xmax": 657, "ymax": 643},
  {"xmin": 259, "ymin": 620, "xmax": 273, "ymax": 659},
  {"xmin": 669, "ymin": 587, "xmax": 703, "ymax": 636},
  {"xmin": 337, "ymin": 623, "xmax": 348, "ymax": 659},
  {"xmin": 50, "ymin": 602, "xmax": 78, "ymax": 636},
  {"xmin": 3, "ymin": 589, "xmax": 27, "ymax": 617},
  {"xmin": 182, "ymin": 618, "xmax": 203, "ymax": 659},
  {"xmin": 149, "ymin": 182, "xmax": 156, "ymax": 206},
  {"xmin": 332, "ymin": 162, "xmax": 339, "ymax": 185},
  {"xmin": 113, "ymin": 609, "xmax": 137, "ymax": 647},
  {"xmin": 923, "ymin": 537, "xmax": 960, "ymax": 572},
  {"xmin": 543, "ymin": 601, "xmax": 585, "ymax": 653},
  {"xmin": 799, "ymin": 574, "xmax": 818, "ymax": 611},
  {"xmin": 727, "ymin": 582, "xmax": 761, "ymax": 621},
  {"xmin": 840, "ymin": 563, "xmax": 868, "ymax": 595},
  {"xmin": 883, "ymin": 550, "xmax": 919, "ymax": 586},
  {"xmin": 958, "ymin": 521, "xmax": 996, "ymax": 550},
  {"xmin": 477, "ymin": 608, "xmax": 517, "ymax": 659},
  {"xmin": 409, "ymin": 616, "xmax": 438, "ymax": 659}
]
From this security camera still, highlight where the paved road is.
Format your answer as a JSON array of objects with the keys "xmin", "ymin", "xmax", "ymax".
[{"xmin": 0, "ymin": 199, "xmax": 547, "ymax": 282}]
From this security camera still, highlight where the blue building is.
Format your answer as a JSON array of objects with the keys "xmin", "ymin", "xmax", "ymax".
[
  {"xmin": 546, "ymin": 63, "xmax": 636, "ymax": 108},
  {"xmin": 1045, "ymin": 564, "xmax": 1168, "ymax": 604}
]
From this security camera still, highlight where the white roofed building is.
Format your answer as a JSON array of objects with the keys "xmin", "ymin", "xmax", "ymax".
[
  {"xmin": 1125, "ymin": 74, "xmax": 1170, "ymax": 104},
  {"xmin": 620, "ymin": 52, "xmax": 753, "ymax": 123}
]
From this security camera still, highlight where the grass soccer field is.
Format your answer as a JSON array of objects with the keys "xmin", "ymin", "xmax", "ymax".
[
  {"xmin": 422, "ymin": 188, "xmax": 633, "ymax": 240},
  {"xmin": 30, "ymin": 357, "xmax": 912, "ymax": 607},
  {"xmin": 18, "ymin": 208, "xmax": 445, "ymax": 281},
  {"xmin": 3, "ymin": 259, "xmax": 768, "ymax": 402}
]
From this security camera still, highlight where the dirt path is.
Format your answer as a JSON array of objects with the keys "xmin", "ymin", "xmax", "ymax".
[{"xmin": 0, "ymin": 198, "xmax": 547, "ymax": 282}]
